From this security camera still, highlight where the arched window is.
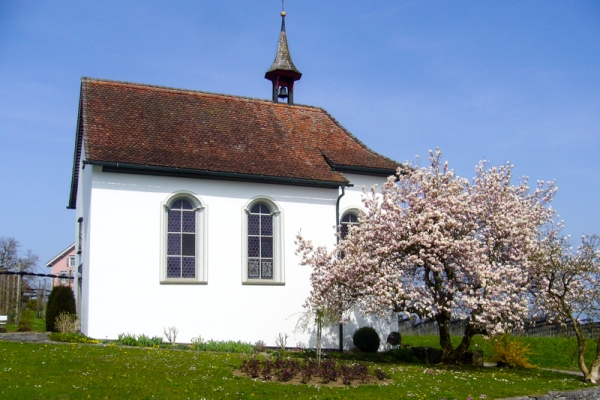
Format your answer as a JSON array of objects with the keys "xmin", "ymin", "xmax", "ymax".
[
  {"xmin": 340, "ymin": 212, "xmax": 359, "ymax": 240},
  {"xmin": 167, "ymin": 199, "xmax": 196, "ymax": 279},
  {"xmin": 161, "ymin": 193, "xmax": 207, "ymax": 283},
  {"xmin": 247, "ymin": 203, "xmax": 273, "ymax": 279},
  {"xmin": 242, "ymin": 197, "xmax": 284, "ymax": 284}
]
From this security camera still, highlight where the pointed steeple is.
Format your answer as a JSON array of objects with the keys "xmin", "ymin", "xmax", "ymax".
[{"xmin": 265, "ymin": 10, "xmax": 302, "ymax": 105}]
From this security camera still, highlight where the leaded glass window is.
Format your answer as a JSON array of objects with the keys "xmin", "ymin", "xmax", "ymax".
[
  {"xmin": 340, "ymin": 213, "xmax": 359, "ymax": 240},
  {"xmin": 167, "ymin": 199, "xmax": 196, "ymax": 279},
  {"xmin": 247, "ymin": 203, "xmax": 273, "ymax": 279}
]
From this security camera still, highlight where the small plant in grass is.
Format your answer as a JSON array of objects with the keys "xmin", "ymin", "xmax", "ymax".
[
  {"xmin": 261, "ymin": 359, "xmax": 274, "ymax": 380},
  {"xmin": 26, "ymin": 299, "xmax": 37, "ymax": 311},
  {"xmin": 117, "ymin": 332, "xmax": 138, "ymax": 346},
  {"xmin": 190, "ymin": 335, "xmax": 204, "ymax": 348},
  {"xmin": 240, "ymin": 357, "xmax": 261, "ymax": 378},
  {"xmin": 303, "ymin": 348, "xmax": 317, "ymax": 359},
  {"xmin": 17, "ymin": 309, "xmax": 32, "ymax": 332},
  {"xmin": 339, "ymin": 364, "xmax": 354, "ymax": 385},
  {"xmin": 239, "ymin": 356, "xmax": 383, "ymax": 385},
  {"xmin": 54, "ymin": 312, "xmax": 80, "ymax": 334},
  {"xmin": 374, "ymin": 367, "xmax": 390, "ymax": 380},
  {"xmin": 300, "ymin": 359, "xmax": 318, "ymax": 383},
  {"xmin": 137, "ymin": 333, "xmax": 151, "ymax": 346},
  {"xmin": 137, "ymin": 334, "xmax": 162, "ymax": 347},
  {"xmin": 339, "ymin": 363, "xmax": 371, "ymax": 385},
  {"xmin": 274, "ymin": 358, "xmax": 299, "ymax": 382},
  {"xmin": 164, "ymin": 326, "xmax": 178, "ymax": 344},
  {"xmin": 275, "ymin": 332, "xmax": 288, "ymax": 350},
  {"xmin": 489, "ymin": 333, "xmax": 533, "ymax": 368},
  {"xmin": 319, "ymin": 359, "xmax": 339, "ymax": 383},
  {"xmin": 353, "ymin": 326, "xmax": 380, "ymax": 353},
  {"xmin": 49, "ymin": 332, "xmax": 99, "ymax": 344},
  {"xmin": 253, "ymin": 340, "xmax": 266, "ymax": 352},
  {"xmin": 191, "ymin": 337, "xmax": 254, "ymax": 353}
]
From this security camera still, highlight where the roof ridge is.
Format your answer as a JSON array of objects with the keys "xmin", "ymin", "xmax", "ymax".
[
  {"xmin": 317, "ymin": 107, "xmax": 400, "ymax": 168},
  {"xmin": 81, "ymin": 77, "xmax": 319, "ymax": 111},
  {"xmin": 45, "ymin": 243, "xmax": 75, "ymax": 267}
]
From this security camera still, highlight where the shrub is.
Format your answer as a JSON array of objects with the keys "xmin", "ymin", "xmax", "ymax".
[
  {"xmin": 55, "ymin": 312, "xmax": 80, "ymax": 333},
  {"xmin": 274, "ymin": 358, "xmax": 300, "ymax": 382},
  {"xmin": 117, "ymin": 333, "xmax": 138, "ymax": 346},
  {"xmin": 353, "ymin": 327, "xmax": 380, "ymax": 353},
  {"xmin": 45, "ymin": 286, "xmax": 76, "ymax": 332},
  {"xmin": 275, "ymin": 332, "xmax": 288, "ymax": 350},
  {"xmin": 489, "ymin": 333, "xmax": 533, "ymax": 368},
  {"xmin": 388, "ymin": 347, "xmax": 420, "ymax": 363},
  {"xmin": 240, "ymin": 358, "xmax": 261, "ymax": 378},
  {"xmin": 26, "ymin": 299, "xmax": 37, "ymax": 311},
  {"xmin": 300, "ymin": 359, "xmax": 318, "ymax": 383},
  {"xmin": 163, "ymin": 326, "xmax": 178, "ymax": 344},
  {"xmin": 49, "ymin": 332, "xmax": 99, "ymax": 344},
  {"xmin": 339, "ymin": 363, "xmax": 371, "ymax": 385},
  {"xmin": 303, "ymin": 348, "xmax": 317, "ymax": 359},
  {"xmin": 319, "ymin": 359, "xmax": 340, "ymax": 383},
  {"xmin": 374, "ymin": 367, "xmax": 390, "ymax": 380},
  {"xmin": 17, "ymin": 310, "xmax": 32, "ymax": 332},
  {"xmin": 254, "ymin": 340, "xmax": 267, "ymax": 352},
  {"xmin": 261, "ymin": 360, "xmax": 275, "ymax": 381},
  {"xmin": 137, "ymin": 334, "xmax": 162, "ymax": 347},
  {"xmin": 239, "ymin": 356, "xmax": 379, "ymax": 384},
  {"xmin": 17, "ymin": 315, "xmax": 31, "ymax": 332},
  {"xmin": 191, "ymin": 337, "xmax": 253, "ymax": 354}
]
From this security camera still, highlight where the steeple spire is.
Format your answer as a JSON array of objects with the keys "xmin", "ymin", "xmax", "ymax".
[{"xmin": 265, "ymin": 6, "xmax": 302, "ymax": 105}]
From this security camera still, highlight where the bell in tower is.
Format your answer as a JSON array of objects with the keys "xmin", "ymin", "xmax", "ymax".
[{"xmin": 265, "ymin": 9, "xmax": 302, "ymax": 105}]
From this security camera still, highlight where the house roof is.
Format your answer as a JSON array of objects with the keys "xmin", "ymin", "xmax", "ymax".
[
  {"xmin": 69, "ymin": 78, "xmax": 401, "ymax": 209},
  {"xmin": 45, "ymin": 243, "xmax": 75, "ymax": 268}
]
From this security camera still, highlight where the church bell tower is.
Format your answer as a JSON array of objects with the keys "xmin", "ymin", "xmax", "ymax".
[{"xmin": 265, "ymin": 9, "xmax": 302, "ymax": 105}]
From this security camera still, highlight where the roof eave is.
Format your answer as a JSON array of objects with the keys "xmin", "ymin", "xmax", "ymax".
[
  {"xmin": 67, "ymin": 84, "xmax": 85, "ymax": 210},
  {"xmin": 84, "ymin": 160, "xmax": 350, "ymax": 189},
  {"xmin": 45, "ymin": 243, "xmax": 76, "ymax": 267},
  {"xmin": 330, "ymin": 164, "xmax": 399, "ymax": 177}
]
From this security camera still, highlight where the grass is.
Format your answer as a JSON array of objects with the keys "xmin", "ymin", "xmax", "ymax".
[
  {"xmin": 401, "ymin": 335, "xmax": 598, "ymax": 371},
  {"xmin": 4, "ymin": 310, "xmax": 46, "ymax": 333},
  {"xmin": 0, "ymin": 340, "xmax": 594, "ymax": 399}
]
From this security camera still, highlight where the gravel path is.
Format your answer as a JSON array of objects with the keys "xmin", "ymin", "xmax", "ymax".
[{"xmin": 0, "ymin": 332, "xmax": 54, "ymax": 343}]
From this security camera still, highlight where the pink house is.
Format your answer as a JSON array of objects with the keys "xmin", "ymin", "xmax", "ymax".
[{"xmin": 45, "ymin": 244, "xmax": 76, "ymax": 289}]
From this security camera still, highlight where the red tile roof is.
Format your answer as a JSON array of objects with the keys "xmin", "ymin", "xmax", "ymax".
[{"xmin": 69, "ymin": 78, "xmax": 400, "ymax": 207}]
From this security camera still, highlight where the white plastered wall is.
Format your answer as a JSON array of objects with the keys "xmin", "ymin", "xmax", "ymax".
[{"xmin": 78, "ymin": 168, "xmax": 396, "ymax": 349}]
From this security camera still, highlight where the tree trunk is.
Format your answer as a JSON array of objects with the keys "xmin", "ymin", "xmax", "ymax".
[
  {"xmin": 571, "ymin": 317, "xmax": 592, "ymax": 381},
  {"xmin": 437, "ymin": 312, "xmax": 456, "ymax": 363},
  {"xmin": 583, "ymin": 334, "xmax": 600, "ymax": 384},
  {"xmin": 316, "ymin": 315, "xmax": 322, "ymax": 367},
  {"xmin": 454, "ymin": 321, "xmax": 478, "ymax": 360},
  {"xmin": 438, "ymin": 315, "xmax": 480, "ymax": 364}
]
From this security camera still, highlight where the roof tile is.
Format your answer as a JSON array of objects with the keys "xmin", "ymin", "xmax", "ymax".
[{"xmin": 80, "ymin": 78, "xmax": 400, "ymax": 184}]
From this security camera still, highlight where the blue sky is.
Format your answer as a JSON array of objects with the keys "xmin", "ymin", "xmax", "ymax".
[{"xmin": 1, "ymin": 1, "xmax": 599, "ymax": 268}]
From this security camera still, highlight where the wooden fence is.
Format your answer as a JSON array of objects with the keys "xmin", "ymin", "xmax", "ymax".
[
  {"xmin": 398, "ymin": 318, "xmax": 600, "ymax": 339},
  {"xmin": 0, "ymin": 271, "xmax": 49, "ymax": 322},
  {"xmin": 0, "ymin": 272, "xmax": 19, "ymax": 321}
]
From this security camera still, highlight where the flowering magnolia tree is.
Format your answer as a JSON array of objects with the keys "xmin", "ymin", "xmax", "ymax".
[
  {"xmin": 530, "ymin": 231, "xmax": 600, "ymax": 383},
  {"xmin": 297, "ymin": 150, "xmax": 556, "ymax": 363}
]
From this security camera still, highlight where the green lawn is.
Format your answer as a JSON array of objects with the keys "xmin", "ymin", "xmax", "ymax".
[
  {"xmin": 0, "ymin": 341, "xmax": 593, "ymax": 399},
  {"xmin": 401, "ymin": 334, "xmax": 598, "ymax": 371}
]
